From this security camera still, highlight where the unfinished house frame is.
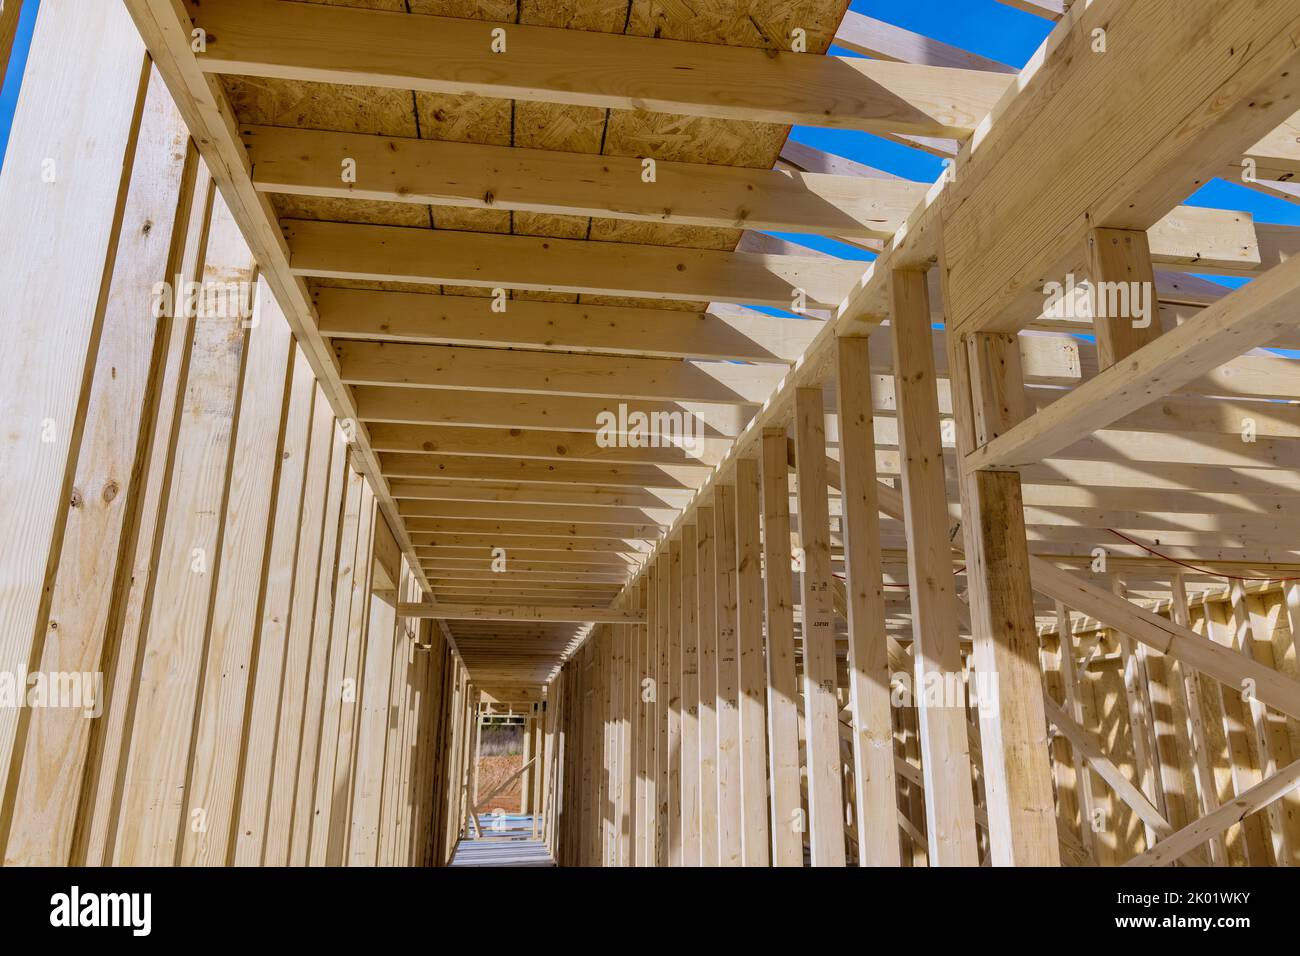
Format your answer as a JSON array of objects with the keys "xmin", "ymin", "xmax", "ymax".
[{"xmin": 2, "ymin": 0, "xmax": 1300, "ymax": 868}]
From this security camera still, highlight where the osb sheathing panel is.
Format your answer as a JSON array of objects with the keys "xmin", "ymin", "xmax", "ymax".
[{"xmin": 224, "ymin": 0, "xmax": 850, "ymax": 310}]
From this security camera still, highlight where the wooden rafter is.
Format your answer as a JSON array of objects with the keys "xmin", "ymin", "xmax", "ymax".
[{"xmin": 196, "ymin": 0, "xmax": 1012, "ymax": 137}]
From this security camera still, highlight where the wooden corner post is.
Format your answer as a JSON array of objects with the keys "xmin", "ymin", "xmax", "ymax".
[{"xmin": 941, "ymin": 265, "xmax": 1059, "ymax": 866}]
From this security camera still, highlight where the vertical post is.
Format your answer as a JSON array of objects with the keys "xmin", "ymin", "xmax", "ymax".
[
  {"xmin": 696, "ymin": 505, "xmax": 720, "ymax": 867},
  {"xmin": 620, "ymin": 582, "xmax": 641, "ymax": 864},
  {"xmin": 733, "ymin": 459, "xmax": 771, "ymax": 866},
  {"xmin": 639, "ymin": 565, "xmax": 656, "ymax": 866},
  {"xmin": 759, "ymin": 428, "xmax": 803, "ymax": 866},
  {"xmin": 534, "ymin": 710, "xmax": 546, "ymax": 841},
  {"xmin": 680, "ymin": 523, "xmax": 700, "ymax": 865},
  {"xmin": 892, "ymin": 268, "xmax": 979, "ymax": 867},
  {"xmin": 713, "ymin": 485, "xmax": 744, "ymax": 867},
  {"xmin": 521, "ymin": 717, "xmax": 534, "ymax": 817},
  {"xmin": 792, "ymin": 387, "xmax": 847, "ymax": 866},
  {"xmin": 951, "ymin": 323, "xmax": 1059, "ymax": 865},
  {"xmin": 1087, "ymin": 227, "xmax": 1163, "ymax": 367},
  {"xmin": 834, "ymin": 335, "xmax": 902, "ymax": 867},
  {"xmin": 666, "ymin": 539, "xmax": 683, "ymax": 865},
  {"xmin": 655, "ymin": 551, "xmax": 671, "ymax": 866}
]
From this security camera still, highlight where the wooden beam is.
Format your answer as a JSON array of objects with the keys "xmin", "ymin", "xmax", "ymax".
[
  {"xmin": 405, "ymin": 517, "xmax": 661, "ymax": 542},
  {"xmin": 317, "ymin": 289, "xmax": 819, "ymax": 365},
  {"xmin": 944, "ymin": 0, "xmax": 1300, "ymax": 334},
  {"xmin": 357, "ymin": 386, "xmax": 750, "ymax": 441},
  {"xmin": 1027, "ymin": 561, "xmax": 1300, "ymax": 722},
  {"xmin": 368, "ymin": 423, "xmax": 727, "ymax": 469},
  {"xmin": 247, "ymin": 125, "xmax": 924, "ymax": 240},
  {"xmin": 196, "ymin": 0, "xmax": 1011, "ymax": 137},
  {"xmin": 287, "ymin": 220, "xmax": 862, "ymax": 308},
  {"xmin": 382, "ymin": 453, "xmax": 700, "ymax": 492},
  {"xmin": 1126, "ymin": 755, "xmax": 1300, "ymax": 867},
  {"xmin": 409, "ymin": 532, "xmax": 645, "ymax": 556},
  {"xmin": 337, "ymin": 341, "xmax": 784, "ymax": 406},
  {"xmin": 1088, "ymin": 228, "xmax": 1163, "ymax": 368},
  {"xmin": 966, "ymin": 249, "xmax": 1300, "ymax": 471},
  {"xmin": 1041, "ymin": 698, "xmax": 1173, "ymax": 841},
  {"xmin": 401, "ymin": 603, "xmax": 642, "ymax": 624},
  {"xmin": 400, "ymin": 500, "xmax": 677, "ymax": 528},
  {"xmin": 388, "ymin": 478, "xmax": 692, "ymax": 512}
]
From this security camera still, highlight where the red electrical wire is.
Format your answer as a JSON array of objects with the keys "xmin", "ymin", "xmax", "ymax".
[{"xmin": 1106, "ymin": 528, "xmax": 1300, "ymax": 583}]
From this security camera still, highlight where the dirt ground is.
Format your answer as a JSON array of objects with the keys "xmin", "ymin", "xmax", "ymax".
[{"xmin": 475, "ymin": 754, "xmax": 525, "ymax": 814}]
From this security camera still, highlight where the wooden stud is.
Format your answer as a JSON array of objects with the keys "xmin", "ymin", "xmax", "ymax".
[
  {"xmin": 713, "ymin": 486, "xmax": 744, "ymax": 867},
  {"xmin": 113, "ymin": 196, "xmax": 255, "ymax": 866},
  {"xmin": 179, "ymin": 284, "xmax": 294, "ymax": 867},
  {"xmin": 834, "ymin": 335, "xmax": 902, "ymax": 867},
  {"xmin": 2, "ymin": 66, "xmax": 192, "ymax": 866},
  {"xmin": 696, "ymin": 506, "xmax": 720, "ymax": 867},
  {"xmin": 680, "ymin": 524, "xmax": 700, "ymax": 866},
  {"xmin": 0, "ymin": 0, "xmax": 148, "ymax": 852},
  {"xmin": 263, "ymin": 388, "xmax": 340, "ymax": 866},
  {"xmin": 759, "ymin": 429, "xmax": 803, "ymax": 867},
  {"xmin": 667, "ymin": 538, "xmax": 683, "ymax": 866},
  {"xmin": 891, "ymin": 269, "xmax": 979, "ymax": 867},
  {"xmin": 733, "ymin": 459, "xmax": 770, "ymax": 866},
  {"xmin": 792, "ymin": 387, "xmax": 847, "ymax": 866}
]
